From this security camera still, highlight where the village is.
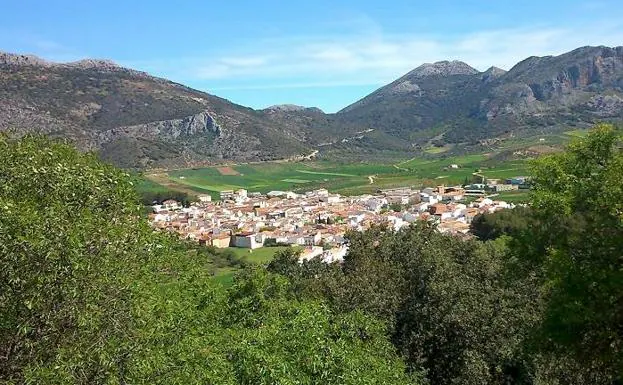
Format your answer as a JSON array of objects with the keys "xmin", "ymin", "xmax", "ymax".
[{"xmin": 149, "ymin": 178, "xmax": 527, "ymax": 263}]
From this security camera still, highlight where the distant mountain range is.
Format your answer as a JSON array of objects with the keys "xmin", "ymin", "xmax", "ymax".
[{"xmin": 1, "ymin": 45, "xmax": 622, "ymax": 168}]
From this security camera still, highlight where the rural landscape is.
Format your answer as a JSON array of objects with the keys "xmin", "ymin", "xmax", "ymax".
[
  {"xmin": 1, "ymin": 1, "xmax": 623, "ymax": 384},
  {"xmin": 139, "ymin": 129, "xmax": 588, "ymax": 202}
]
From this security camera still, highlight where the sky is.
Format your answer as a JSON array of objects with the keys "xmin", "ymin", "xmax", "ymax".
[{"xmin": 1, "ymin": 0, "xmax": 622, "ymax": 112}]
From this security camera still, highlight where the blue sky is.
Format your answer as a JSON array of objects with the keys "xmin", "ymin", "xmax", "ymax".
[{"xmin": 1, "ymin": 0, "xmax": 622, "ymax": 112}]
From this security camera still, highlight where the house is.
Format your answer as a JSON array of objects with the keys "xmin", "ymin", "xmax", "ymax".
[
  {"xmin": 211, "ymin": 234, "xmax": 232, "ymax": 248},
  {"xmin": 314, "ymin": 189, "xmax": 329, "ymax": 197},
  {"xmin": 402, "ymin": 212, "xmax": 419, "ymax": 223},
  {"xmin": 474, "ymin": 198, "xmax": 494, "ymax": 208},
  {"xmin": 162, "ymin": 199, "xmax": 179, "ymax": 210},
  {"xmin": 298, "ymin": 246, "xmax": 324, "ymax": 262},
  {"xmin": 380, "ymin": 187, "xmax": 413, "ymax": 196},
  {"xmin": 494, "ymin": 184, "xmax": 518, "ymax": 192},
  {"xmin": 198, "ymin": 195, "xmax": 212, "ymax": 203},
  {"xmin": 320, "ymin": 194, "xmax": 341, "ymax": 204},
  {"xmin": 429, "ymin": 203, "xmax": 448, "ymax": 215},
  {"xmin": 233, "ymin": 232, "xmax": 263, "ymax": 249},
  {"xmin": 267, "ymin": 190, "xmax": 287, "ymax": 198},
  {"xmin": 303, "ymin": 231, "xmax": 321, "ymax": 246},
  {"xmin": 463, "ymin": 208, "xmax": 480, "ymax": 223},
  {"xmin": 387, "ymin": 195, "xmax": 410, "ymax": 205},
  {"xmin": 506, "ymin": 176, "xmax": 529, "ymax": 185},
  {"xmin": 220, "ymin": 190, "xmax": 234, "ymax": 200},
  {"xmin": 322, "ymin": 246, "xmax": 348, "ymax": 263},
  {"xmin": 438, "ymin": 220, "xmax": 471, "ymax": 234},
  {"xmin": 236, "ymin": 189, "xmax": 248, "ymax": 199},
  {"xmin": 364, "ymin": 197, "xmax": 387, "ymax": 212}
]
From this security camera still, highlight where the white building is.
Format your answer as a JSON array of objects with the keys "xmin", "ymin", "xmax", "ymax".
[
  {"xmin": 233, "ymin": 233, "xmax": 263, "ymax": 249},
  {"xmin": 298, "ymin": 246, "xmax": 324, "ymax": 262}
]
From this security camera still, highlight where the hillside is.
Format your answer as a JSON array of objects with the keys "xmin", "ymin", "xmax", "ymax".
[
  {"xmin": 1, "ymin": 46, "xmax": 622, "ymax": 168},
  {"xmin": 338, "ymin": 45, "xmax": 623, "ymax": 147},
  {"xmin": 0, "ymin": 53, "xmax": 310, "ymax": 168}
]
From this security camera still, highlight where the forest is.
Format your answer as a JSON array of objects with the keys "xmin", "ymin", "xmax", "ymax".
[{"xmin": 1, "ymin": 124, "xmax": 621, "ymax": 384}]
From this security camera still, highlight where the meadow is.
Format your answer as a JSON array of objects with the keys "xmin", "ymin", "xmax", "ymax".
[
  {"xmin": 144, "ymin": 153, "xmax": 532, "ymax": 200},
  {"xmin": 212, "ymin": 246, "xmax": 299, "ymax": 286}
]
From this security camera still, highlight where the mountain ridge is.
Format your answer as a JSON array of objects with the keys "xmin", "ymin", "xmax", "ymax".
[
  {"xmin": 337, "ymin": 45, "xmax": 623, "ymax": 146},
  {"xmin": 0, "ymin": 52, "xmax": 313, "ymax": 168},
  {"xmin": 1, "ymin": 45, "xmax": 622, "ymax": 168}
]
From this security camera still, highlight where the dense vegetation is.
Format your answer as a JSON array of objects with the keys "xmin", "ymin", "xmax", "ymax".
[
  {"xmin": 267, "ymin": 124, "xmax": 623, "ymax": 383},
  {"xmin": 1, "ymin": 124, "xmax": 621, "ymax": 384},
  {"xmin": 0, "ymin": 136, "xmax": 414, "ymax": 384}
]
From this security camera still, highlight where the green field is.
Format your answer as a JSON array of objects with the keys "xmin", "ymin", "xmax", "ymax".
[
  {"xmin": 494, "ymin": 190, "xmax": 532, "ymax": 203},
  {"xmin": 146, "ymin": 155, "xmax": 533, "ymax": 198},
  {"xmin": 212, "ymin": 246, "xmax": 299, "ymax": 286},
  {"xmin": 219, "ymin": 246, "xmax": 297, "ymax": 264}
]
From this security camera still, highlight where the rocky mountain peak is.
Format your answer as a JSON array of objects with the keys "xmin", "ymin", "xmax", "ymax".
[
  {"xmin": 0, "ymin": 52, "xmax": 50, "ymax": 67},
  {"xmin": 481, "ymin": 66, "xmax": 507, "ymax": 82},
  {"xmin": 406, "ymin": 60, "xmax": 480, "ymax": 78},
  {"xmin": 264, "ymin": 104, "xmax": 324, "ymax": 114},
  {"xmin": 65, "ymin": 59, "xmax": 120, "ymax": 70},
  {"xmin": 0, "ymin": 52, "xmax": 122, "ymax": 71}
]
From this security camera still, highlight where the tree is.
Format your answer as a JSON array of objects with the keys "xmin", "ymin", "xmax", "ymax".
[
  {"xmin": 519, "ymin": 124, "xmax": 623, "ymax": 380},
  {"xmin": 389, "ymin": 202, "xmax": 404, "ymax": 212},
  {"xmin": 470, "ymin": 206, "xmax": 533, "ymax": 241},
  {"xmin": 270, "ymin": 222, "xmax": 538, "ymax": 384},
  {"xmin": 0, "ymin": 136, "xmax": 417, "ymax": 384},
  {"xmin": 0, "ymin": 135, "xmax": 149, "ymax": 383}
]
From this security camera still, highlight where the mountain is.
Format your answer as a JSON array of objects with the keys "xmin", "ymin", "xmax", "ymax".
[
  {"xmin": 0, "ymin": 53, "xmax": 311, "ymax": 168},
  {"xmin": 2, "ymin": 46, "xmax": 622, "ymax": 168},
  {"xmin": 338, "ymin": 46, "xmax": 623, "ymax": 146}
]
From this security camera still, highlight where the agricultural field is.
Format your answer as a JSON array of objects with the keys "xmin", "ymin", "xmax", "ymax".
[
  {"xmin": 493, "ymin": 190, "xmax": 532, "ymax": 203},
  {"xmin": 144, "ymin": 153, "xmax": 532, "ymax": 199}
]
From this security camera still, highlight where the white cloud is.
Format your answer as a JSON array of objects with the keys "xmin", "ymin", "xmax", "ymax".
[
  {"xmin": 128, "ymin": 19, "xmax": 623, "ymax": 91},
  {"xmin": 219, "ymin": 56, "xmax": 269, "ymax": 67}
]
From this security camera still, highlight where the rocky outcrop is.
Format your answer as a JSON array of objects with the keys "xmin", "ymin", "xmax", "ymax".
[
  {"xmin": 0, "ymin": 52, "xmax": 311, "ymax": 168},
  {"xmin": 586, "ymin": 94, "xmax": 623, "ymax": 117},
  {"xmin": 98, "ymin": 110, "xmax": 221, "ymax": 143},
  {"xmin": 389, "ymin": 80, "xmax": 423, "ymax": 96},
  {"xmin": 405, "ymin": 60, "xmax": 480, "ymax": 78},
  {"xmin": 2, "ymin": 45, "xmax": 623, "ymax": 168},
  {"xmin": 481, "ymin": 66, "xmax": 507, "ymax": 83},
  {"xmin": 0, "ymin": 52, "xmax": 50, "ymax": 67},
  {"xmin": 339, "ymin": 45, "xmax": 623, "ymax": 145}
]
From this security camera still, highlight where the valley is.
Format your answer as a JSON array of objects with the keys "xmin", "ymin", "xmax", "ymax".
[
  {"xmin": 139, "ymin": 128, "xmax": 592, "ymax": 201},
  {"xmin": 142, "ymin": 151, "xmax": 532, "ymax": 201}
]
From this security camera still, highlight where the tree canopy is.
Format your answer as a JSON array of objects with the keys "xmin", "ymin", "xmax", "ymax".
[
  {"xmin": 522, "ymin": 124, "xmax": 623, "ymax": 379},
  {"xmin": 0, "ymin": 136, "xmax": 415, "ymax": 384}
]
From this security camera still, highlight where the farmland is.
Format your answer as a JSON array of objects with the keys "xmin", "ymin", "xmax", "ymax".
[{"xmin": 143, "ymin": 153, "xmax": 532, "ymax": 200}]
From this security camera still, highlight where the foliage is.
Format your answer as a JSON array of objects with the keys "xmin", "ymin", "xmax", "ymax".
[
  {"xmin": 519, "ymin": 124, "xmax": 623, "ymax": 380},
  {"xmin": 389, "ymin": 202, "xmax": 404, "ymax": 212},
  {"xmin": 0, "ymin": 135, "xmax": 148, "ymax": 383},
  {"xmin": 0, "ymin": 135, "xmax": 415, "ymax": 384},
  {"xmin": 470, "ymin": 206, "xmax": 533, "ymax": 241},
  {"xmin": 270, "ymin": 223, "xmax": 538, "ymax": 385}
]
